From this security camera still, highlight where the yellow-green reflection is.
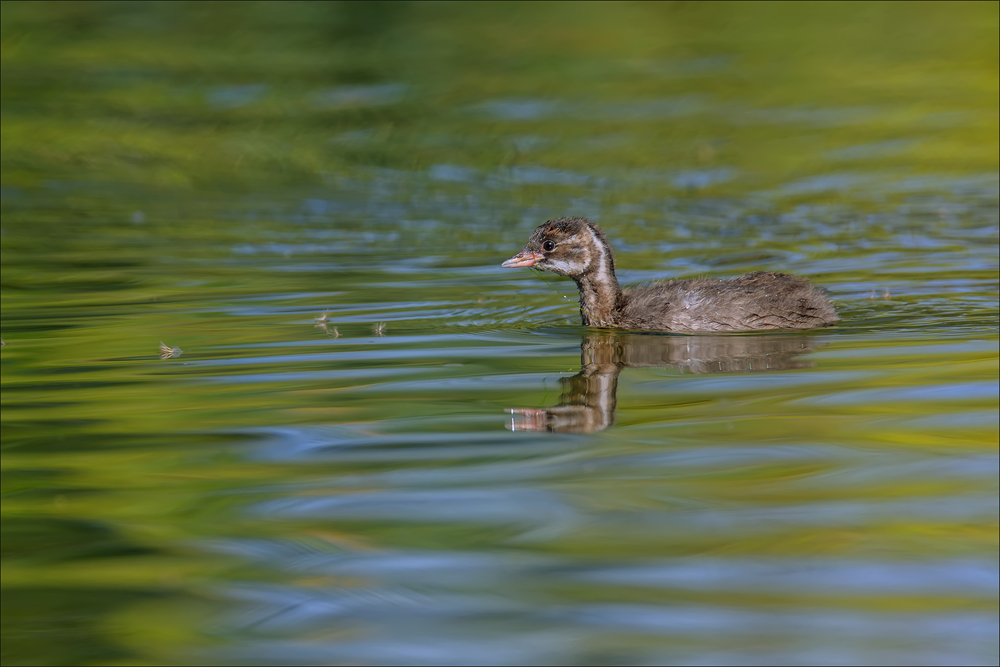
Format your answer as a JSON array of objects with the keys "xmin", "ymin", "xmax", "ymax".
[{"xmin": 2, "ymin": 2, "xmax": 997, "ymax": 665}]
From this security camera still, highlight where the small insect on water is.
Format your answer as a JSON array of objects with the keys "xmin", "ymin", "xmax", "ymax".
[
  {"xmin": 315, "ymin": 311, "xmax": 340, "ymax": 337},
  {"xmin": 372, "ymin": 322, "xmax": 387, "ymax": 336},
  {"xmin": 159, "ymin": 341, "xmax": 182, "ymax": 359}
]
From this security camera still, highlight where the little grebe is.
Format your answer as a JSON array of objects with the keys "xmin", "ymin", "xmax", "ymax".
[{"xmin": 501, "ymin": 217, "xmax": 838, "ymax": 332}]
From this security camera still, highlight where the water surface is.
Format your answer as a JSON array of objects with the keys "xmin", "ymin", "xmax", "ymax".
[{"xmin": 2, "ymin": 3, "xmax": 998, "ymax": 665}]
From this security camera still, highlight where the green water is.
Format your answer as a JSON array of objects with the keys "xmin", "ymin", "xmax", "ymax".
[{"xmin": 2, "ymin": 2, "xmax": 997, "ymax": 665}]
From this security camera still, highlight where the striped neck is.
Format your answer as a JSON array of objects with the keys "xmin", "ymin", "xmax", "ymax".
[{"xmin": 575, "ymin": 228, "xmax": 622, "ymax": 326}]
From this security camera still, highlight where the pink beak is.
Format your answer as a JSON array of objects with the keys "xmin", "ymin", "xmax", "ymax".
[{"xmin": 501, "ymin": 250, "xmax": 544, "ymax": 268}]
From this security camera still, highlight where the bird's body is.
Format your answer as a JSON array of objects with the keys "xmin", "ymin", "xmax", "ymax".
[{"xmin": 501, "ymin": 217, "xmax": 838, "ymax": 332}]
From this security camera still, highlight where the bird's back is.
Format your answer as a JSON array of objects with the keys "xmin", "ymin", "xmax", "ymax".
[{"xmin": 619, "ymin": 271, "xmax": 839, "ymax": 332}]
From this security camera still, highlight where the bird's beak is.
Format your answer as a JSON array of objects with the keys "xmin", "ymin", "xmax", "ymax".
[{"xmin": 501, "ymin": 250, "xmax": 544, "ymax": 268}]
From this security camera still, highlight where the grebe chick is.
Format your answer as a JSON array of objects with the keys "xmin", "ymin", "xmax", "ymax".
[{"xmin": 501, "ymin": 217, "xmax": 838, "ymax": 332}]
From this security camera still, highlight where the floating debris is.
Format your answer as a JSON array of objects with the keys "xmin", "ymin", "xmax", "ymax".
[
  {"xmin": 372, "ymin": 322, "xmax": 387, "ymax": 336},
  {"xmin": 159, "ymin": 341, "xmax": 182, "ymax": 359},
  {"xmin": 315, "ymin": 311, "xmax": 341, "ymax": 337}
]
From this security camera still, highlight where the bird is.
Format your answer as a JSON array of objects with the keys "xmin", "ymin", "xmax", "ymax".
[{"xmin": 501, "ymin": 217, "xmax": 839, "ymax": 332}]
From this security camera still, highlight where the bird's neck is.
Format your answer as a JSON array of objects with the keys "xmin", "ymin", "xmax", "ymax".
[{"xmin": 575, "ymin": 252, "xmax": 622, "ymax": 327}]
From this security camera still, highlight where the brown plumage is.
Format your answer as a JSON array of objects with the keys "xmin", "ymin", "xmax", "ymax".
[{"xmin": 501, "ymin": 217, "xmax": 839, "ymax": 332}]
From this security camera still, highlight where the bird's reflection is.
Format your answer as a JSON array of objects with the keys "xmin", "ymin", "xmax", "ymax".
[{"xmin": 508, "ymin": 332, "xmax": 823, "ymax": 433}]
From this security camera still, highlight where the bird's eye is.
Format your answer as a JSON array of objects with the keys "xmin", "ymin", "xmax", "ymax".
[{"xmin": 542, "ymin": 240, "xmax": 555, "ymax": 252}]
